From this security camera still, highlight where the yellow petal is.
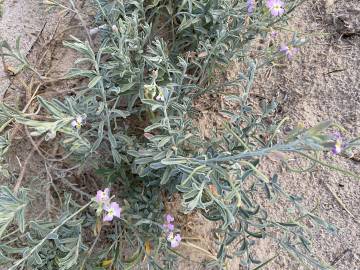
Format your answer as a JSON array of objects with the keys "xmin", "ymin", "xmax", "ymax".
[
  {"xmin": 145, "ymin": 240, "xmax": 151, "ymax": 255},
  {"xmin": 101, "ymin": 259, "xmax": 113, "ymax": 267}
]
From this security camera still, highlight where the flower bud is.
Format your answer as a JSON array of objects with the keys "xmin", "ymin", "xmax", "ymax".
[{"xmin": 112, "ymin": 25, "xmax": 119, "ymax": 33}]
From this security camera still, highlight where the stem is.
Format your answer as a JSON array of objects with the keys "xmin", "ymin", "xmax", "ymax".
[
  {"xmin": 181, "ymin": 242, "xmax": 217, "ymax": 260},
  {"xmin": 239, "ymin": 160, "xmax": 269, "ymax": 183},
  {"xmin": 80, "ymin": 223, "xmax": 102, "ymax": 269},
  {"xmin": 266, "ymin": 117, "xmax": 289, "ymax": 147},
  {"xmin": 191, "ymin": 141, "xmax": 302, "ymax": 164},
  {"xmin": 163, "ymin": 105, "xmax": 176, "ymax": 147},
  {"xmin": 224, "ymin": 123, "xmax": 251, "ymax": 151},
  {"xmin": 182, "ymin": 165, "xmax": 207, "ymax": 185},
  {"xmin": 226, "ymin": 175, "xmax": 242, "ymax": 207},
  {"xmin": 298, "ymin": 152, "xmax": 360, "ymax": 180}
]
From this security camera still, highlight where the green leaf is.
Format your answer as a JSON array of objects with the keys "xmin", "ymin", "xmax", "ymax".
[
  {"xmin": 160, "ymin": 167, "xmax": 173, "ymax": 185},
  {"xmin": 88, "ymin": 75, "xmax": 102, "ymax": 88},
  {"xmin": 161, "ymin": 158, "xmax": 188, "ymax": 165},
  {"xmin": 141, "ymin": 99, "xmax": 163, "ymax": 111},
  {"xmin": 144, "ymin": 122, "xmax": 163, "ymax": 132},
  {"xmin": 158, "ymin": 136, "xmax": 171, "ymax": 147},
  {"xmin": 0, "ymin": 186, "xmax": 27, "ymax": 237},
  {"xmin": 251, "ymin": 254, "xmax": 279, "ymax": 270},
  {"xmin": 57, "ymin": 235, "xmax": 82, "ymax": 270},
  {"xmin": 111, "ymin": 109, "xmax": 131, "ymax": 118},
  {"xmin": 177, "ymin": 17, "xmax": 200, "ymax": 33}
]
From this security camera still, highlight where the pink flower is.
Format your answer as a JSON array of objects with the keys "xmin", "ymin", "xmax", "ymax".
[
  {"xmin": 156, "ymin": 91, "xmax": 165, "ymax": 101},
  {"xmin": 166, "ymin": 214, "xmax": 174, "ymax": 223},
  {"xmin": 163, "ymin": 214, "xmax": 181, "ymax": 247},
  {"xmin": 95, "ymin": 188, "xmax": 110, "ymax": 204},
  {"xmin": 267, "ymin": 0, "xmax": 285, "ymax": 17},
  {"xmin": 163, "ymin": 214, "xmax": 175, "ymax": 232},
  {"xmin": 247, "ymin": 0, "xmax": 256, "ymax": 14},
  {"xmin": 331, "ymin": 133, "xmax": 344, "ymax": 155},
  {"xmin": 279, "ymin": 43, "xmax": 299, "ymax": 60},
  {"xmin": 71, "ymin": 115, "xmax": 86, "ymax": 129},
  {"xmin": 270, "ymin": 31, "xmax": 278, "ymax": 39},
  {"xmin": 167, "ymin": 232, "xmax": 181, "ymax": 248},
  {"xmin": 103, "ymin": 202, "xmax": 121, "ymax": 222},
  {"xmin": 163, "ymin": 222, "xmax": 174, "ymax": 232}
]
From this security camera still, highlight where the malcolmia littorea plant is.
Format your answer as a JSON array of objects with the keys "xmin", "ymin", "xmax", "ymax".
[{"xmin": 0, "ymin": 0, "xmax": 359, "ymax": 269}]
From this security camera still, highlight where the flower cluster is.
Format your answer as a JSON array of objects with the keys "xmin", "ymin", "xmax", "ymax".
[
  {"xmin": 95, "ymin": 188, "xmax": 121, "ymax": 222},
  {"xmin": 163, "ymin": 214, "xmax": 181, "ymax": 248}
]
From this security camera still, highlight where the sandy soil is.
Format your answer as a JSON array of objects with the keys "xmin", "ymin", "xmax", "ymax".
[
  {"xmin": 0, "ymin": 0, "xmax": 51, "ymax": 94},
  {"xmin": 180, "ymin": 0, "xmax": 360, "ymax": 269},
  {"xmin": 254, "ymin": 0, "xmax": 360, "ymax": 268},
  {"xmin": 0, "ymin": 0, "xmax": 359, "ymax": 270},
  {"xmin": 0, "ymin": 0, "xmax": 92, "ymax": 218}
]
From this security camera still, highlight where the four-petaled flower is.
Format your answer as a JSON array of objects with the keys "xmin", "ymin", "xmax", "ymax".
[
  {"xmin": 166, "ymin": 214, "xmax": 174, "ymax": 223},
  {"xmin": 103, "ymin": 202, "xmax": 122, "ymax": 222},
  {"xmin": 71, "ymin": 115, "xmax": 85, "ymax": 129},
  {"xmin": 270, "ymin": 31, "xmax": 278, "ymax": 39},
  {"xmin": 332, "ymin": 133, "xmax": 344, "ymax": 155},
  {"xmin": 95, "ymin": 188, "xmax": 110, "ymax": 204},
  {"xmin": 167, "ymin": 232, "xmax": 182, "ymax": 248},
  {"xmin": 156, "ymin": 91, "xmax": 165, "ymax": 102},
  {"xmin": 279, "ymin": 43, "xmax": 299, "ymax": 60},
  {"xmin": 247, "ymin": 0, "xmax": 256, "ymax": 14},
  {"xmin": 163, "ymin": 214, "xmax": 175, "ymax": 232},
  {"xmin": 267, "ymin": 0, "xmax": 285, "ymax": 17},
  {"xmin": 112, "ymin": 25, "xmax": 118, "ymax": 33}
]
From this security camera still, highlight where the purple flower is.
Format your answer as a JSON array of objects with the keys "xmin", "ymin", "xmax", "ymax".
[
  {"xmin": 155, "ymin": 91, "xmax": 165, "ymax": 101},
  {"xmin": 167, "ymin": 232, "xmax": 181, "ymax": 248},
  {"xmin": 163, "ymin": 222, "xmax": 174, "ymax": 232},
  {"xmin": 270, "ymin": 31, "xmax": 278, "ymax": 39},
  {"xmin": 163, "ymin": 214, "xmax": 175, "ymax": 232},
  {"xmin": 103, "ymin": 202, "xmax": 121, "ymax": 222},
  {"xmin": 279, "ymin": 43, "xmax": 299, "ymax": 60},
  {"xmin": 95, "ymin": 188, "xmax": 110, "ymax": 204},
  {"xmin": 166, "ymin": 214, "xmax": 174, "ymax": 223},
  {"xmin": 247, "ymin": 0, "xmax": 256, "ymax": 14},
  {"xmin": 331, "ymin": 133, "xmax": 344, "ymax": 155},
  {"xmin": 267, "ymin": 0, "xmax": 285, "ymax": 17},
  {"xmin": 71, "ymin": 115, "xmax": 85, "ymax": 129},
  {"xmin": 168, "ymin": 223, "xmax": 175, "ymax": 231}
]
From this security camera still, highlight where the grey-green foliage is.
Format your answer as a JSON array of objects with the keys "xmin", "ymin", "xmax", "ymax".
[
  {"xmin": 0, "ymin": 0, "xmax": 356, "ymax": 269},
  {"xmin": 133, "ymin": 68, "xmax": 341, "ymax": 269},
  {"xmin": 0, "ymin": 195, "xmax": 87, "ymax": 270},
  {"xmin": 0, "ymin": 186, "xmax": 27, "ymax": 237},
  {"xmin": 0, "ymin": 132, "xmax": 10, "ymax": 178},
  {"xmin": 0, "ymin": 0, "xmax": 304, "ymax": 166},
  {"xmin": 0, "ymin": 37, "xmax": 41, "ymax": 76}
]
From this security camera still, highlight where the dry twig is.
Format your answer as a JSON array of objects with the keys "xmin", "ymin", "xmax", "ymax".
[{"xmin": 13, "ymin": 137, "xmax": 44, "ymax": 194}]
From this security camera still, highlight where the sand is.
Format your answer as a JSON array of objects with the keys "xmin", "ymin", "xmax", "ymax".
[{"xmin": 0, "ymin": 0, "xmax": 359, "ymax": 269}]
